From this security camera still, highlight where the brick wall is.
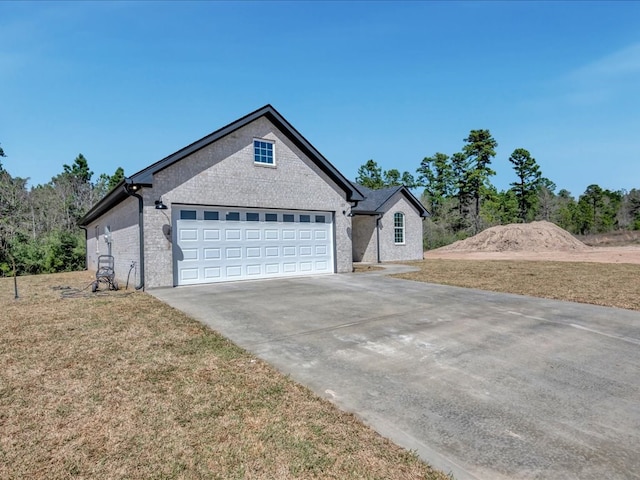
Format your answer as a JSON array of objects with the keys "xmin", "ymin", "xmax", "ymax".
[
  {"xmin": 377, "ymin": 193, "xmax": 424, "ymax": 262},
  {"xmin": 352, "ymin": 215, "xmax": 378, "ymax": 263},
  {"xmin": 85, "ymin": 196, "xmax": 140, "ymax": 287},
  {"xmin": 351, "ymin": 193, "xmax": 424, "ymax": 264},
  {"xmin": 141, "ymin": 116, "xmax": 353, "ymax": 288}
]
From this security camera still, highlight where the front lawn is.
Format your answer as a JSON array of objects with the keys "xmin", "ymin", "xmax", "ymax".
[
  {"xmin": 395, "ymin": 259, "xmax": 640, "ymax": 311},
  {"xmin": 0, "ymin": 271, "xmax": 449, "ymax": 480}
]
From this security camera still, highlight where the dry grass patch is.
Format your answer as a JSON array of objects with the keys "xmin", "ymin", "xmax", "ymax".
[
  {"xmin": 352, "ymin": 263, "xmax": 385, "ymax": 273},
  {"xmin": 397, "ymin": 259, "xmax": 640, "ymax": 311},
  {"xmin": 0, "ymin": 271, "xmax": 449, "ymax": 480}
]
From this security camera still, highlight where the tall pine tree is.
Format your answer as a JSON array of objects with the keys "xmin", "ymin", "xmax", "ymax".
[{"xmin": 509, "ymin": 148, "xmax": 541, "ymax": 222}]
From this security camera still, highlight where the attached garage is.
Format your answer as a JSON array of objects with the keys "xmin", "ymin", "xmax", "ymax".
[
  {"xmin": 79, "ymin": 105, "xmax": 425, "ymax": 289},
  {"xmin": 174, "ymin": 206, "xmax": 334, "ymax": 285}
]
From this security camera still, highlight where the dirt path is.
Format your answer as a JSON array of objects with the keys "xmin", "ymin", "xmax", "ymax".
[{"xmin": 425, "ymin": 246, "xmax": 640, "ymax": 264}]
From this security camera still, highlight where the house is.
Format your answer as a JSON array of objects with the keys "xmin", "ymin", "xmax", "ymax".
[
  {"xmin": 351, "ymin": 184, "xmax": 428, "ymax": 263},
  {"xmin": 79, "ymin": 105, "xmax": 427, "ymax": 289}
]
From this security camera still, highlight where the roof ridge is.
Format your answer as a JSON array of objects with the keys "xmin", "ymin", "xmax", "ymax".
[{"xmin": 80, "ymin": 105, "xmax": 364, "ymax": 226}]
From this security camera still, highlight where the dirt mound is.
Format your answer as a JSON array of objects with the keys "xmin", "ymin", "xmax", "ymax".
[{"xmin": 435, "ymin": 221, "xmax": 589, "ymax": 253}]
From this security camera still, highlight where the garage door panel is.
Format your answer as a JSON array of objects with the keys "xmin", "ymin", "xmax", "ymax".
[
  {"xmin": 204, "ymin": 267, "xmax": 221, "ymax": 279},
  {"xmin": 180, "ymin": 229, "xmax": 198, "ymax": 241},
  {"xmin": 203, "ymin": 229, "xmax": 220, "ymax": 241},
  {"xmin": 246, "ymin": 264, "xmax": 261, "ymax": 275},
  {"xmin": 204, "ymin": 248, "xmax": 221, "ymax": 260},
  {"xmin": 176, "ymin": 208, "xmax": 333, "ymax": 285},
  {"xmin": 182, "ymin": 248, "xmax": 199, "ymax": 260},
  {"xmin": 226, "ymin": 266, "xmax": 242, "ymax": 277},
  {"xmin": 180, "ymin": 268, "xmax": 199, "ymax": 281},
  {"xmin": 265, "ymin": 264, "xmax": 279, "ymax": 274}
]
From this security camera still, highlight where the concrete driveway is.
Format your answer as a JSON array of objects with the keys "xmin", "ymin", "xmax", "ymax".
[{"xmin": 150, "ymin": 267, "xmax": 640, "ymax": 480}]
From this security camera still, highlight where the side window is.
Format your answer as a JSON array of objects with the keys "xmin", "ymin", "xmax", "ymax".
[{"xmin": 394, "ymin": 212, "xmax": 405, "ymax": 245}]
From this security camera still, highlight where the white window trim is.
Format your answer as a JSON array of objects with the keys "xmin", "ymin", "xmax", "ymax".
[
  {"xmin": 394, "ymin": 212, "xmax": 405, "ymax": 245},
  {"xmin": 253, "ymin": 138, "xmax": 276, "ymax": 167}
]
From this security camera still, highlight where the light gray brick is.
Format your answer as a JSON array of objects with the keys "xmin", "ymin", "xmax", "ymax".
[
  {"xmin": 141, "ymin": 117, "xmax": 353, "ymax": 288},
  {"xmin": 351, "ymin": 193, "xmax": 424, "ymax": 263}
]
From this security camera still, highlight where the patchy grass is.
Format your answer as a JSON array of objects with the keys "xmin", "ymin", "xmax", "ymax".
[
  {"xmin": 0, "ymin": 271, "xmax": 450, "ymax": 480},
  {"xmin": 396, "ymin": 259, "xmax": 640, "ymax": 311}
]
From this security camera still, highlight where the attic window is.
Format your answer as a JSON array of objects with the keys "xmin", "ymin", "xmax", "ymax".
[{"xmin": 254, "ymin": 139, "xmax": 274, "ymax": 165}]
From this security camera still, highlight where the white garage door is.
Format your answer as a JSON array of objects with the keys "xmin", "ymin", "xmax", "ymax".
[{"xmin": 174, "ymin": 207, "xmax": 334, "ymax": 285}]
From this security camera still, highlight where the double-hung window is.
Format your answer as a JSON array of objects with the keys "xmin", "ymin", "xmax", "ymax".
[
  {"xmin": 394, "ymin": 212, "xmax": 405, "ymax": 245},
  {"xmin": 254, "ymin": 139, "xmax": 274, "ymax": 165}
]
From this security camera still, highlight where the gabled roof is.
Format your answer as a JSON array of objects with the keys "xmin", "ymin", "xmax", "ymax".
[
  {"xmin": 80, "ymin": 105, "xmax": 365, "ymax": 226},
  {"xmin": 351, "ymin": 183, "xmax": 429, "ymax": 217}
]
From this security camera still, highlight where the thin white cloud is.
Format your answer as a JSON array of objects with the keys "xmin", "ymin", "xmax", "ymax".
[
  {"xmin": 561, "ymin": 42, "xmax": 640, "ymax": 106},
  {"xmin": 569, "ymin": 42, "xmax": 640, "ymax": 79}
]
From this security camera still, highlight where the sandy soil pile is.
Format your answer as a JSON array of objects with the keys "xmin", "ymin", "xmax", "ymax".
[{"xmin": 436, "ymin": 221, "xmax": 588, "ymax": 253}]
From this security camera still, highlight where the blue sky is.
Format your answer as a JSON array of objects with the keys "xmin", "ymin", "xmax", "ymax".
[{"xmin": 1, "ymin": 1, "xmax": 639, "ymax": 198}]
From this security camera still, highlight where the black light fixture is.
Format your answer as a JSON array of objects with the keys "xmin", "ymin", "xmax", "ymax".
[{"xmin": 155, "ymin": 198, "xmax": 168, "ymax": 210}]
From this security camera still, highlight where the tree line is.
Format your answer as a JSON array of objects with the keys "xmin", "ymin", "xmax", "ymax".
[
  {"xmin": 355, "ymin": 130, "xmax": 640, "ymax": 249},
  {"xmin": 2, "ymin": 129, "xmax": 639, "ymax": 277},
  {"xmin": 0, "ymin": 144, "xmax": 123, "ymax": 276}
]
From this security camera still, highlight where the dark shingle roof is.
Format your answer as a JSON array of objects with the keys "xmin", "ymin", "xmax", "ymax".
[
  {"xmin": 351, "ymin": 185, "xmax": 402, "ymax": 213},
  {"xmin": 351, "ymin": 183, "xmax": 429, "ymax": 217},
  {"xmin": 80, "ymin": 105, "xmax": 365, "ymax": 226}
]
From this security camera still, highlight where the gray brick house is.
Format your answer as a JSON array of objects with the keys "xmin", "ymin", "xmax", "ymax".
[
  {"xmin": 351, "ymin": 184, "xmax": 428, "ymax": 263},
  {"xmin": 80, "ymin": 105, "xmax": 427, "ymax": 289}
]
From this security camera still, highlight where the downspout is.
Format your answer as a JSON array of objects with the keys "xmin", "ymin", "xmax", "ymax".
[
  {"xmin": 375, "ymin": 214, "xmax": 382, "ymax": 264},
  {"xmin": 124, "ymin": 182, "xmax": 145, "ymax": 291}
]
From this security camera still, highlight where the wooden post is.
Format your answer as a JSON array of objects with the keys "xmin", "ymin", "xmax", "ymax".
[{"xmin": 12, "ymin": 257, "xmax": 18, "ymax": 299}]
